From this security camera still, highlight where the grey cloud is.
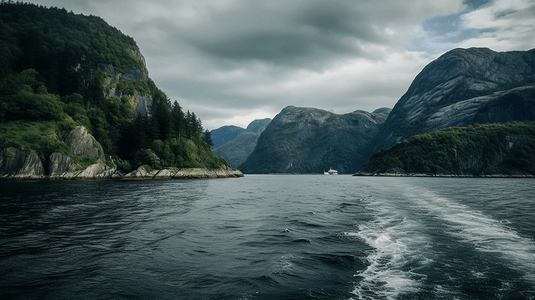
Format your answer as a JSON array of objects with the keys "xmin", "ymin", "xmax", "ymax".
[
  {"xmin": 29, "ymin": 0, "xmax": 474, "ymax": 129},
  {"xmin": 150, "ymin": 1, "xmax": 410, "ymax": 69}
]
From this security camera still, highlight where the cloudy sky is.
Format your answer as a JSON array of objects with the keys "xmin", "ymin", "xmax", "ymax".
[{"xmin": 30, "ymin": 0, "xmax": 535, "ymax": 129}]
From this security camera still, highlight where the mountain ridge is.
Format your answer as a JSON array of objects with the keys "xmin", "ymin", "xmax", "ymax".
[
  {"xmin": 232, "ymin": 48, "xmax": 535, "ymax": 174},
  {"xmin": 239, "ymin": 106, "xmax": 390, "ymax": 174},
  {"xmin": 367, "ymin": 47, "xmax": 535, "ymax": 156},
  {"xmin": 212, "ymin": 118, "xmax": 271, "ymax": 168}
]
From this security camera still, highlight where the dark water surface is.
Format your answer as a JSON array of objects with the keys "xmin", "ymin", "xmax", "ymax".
[{"xmin": 1, "ymin": 176, "xmax": 534, "ymax": 299}]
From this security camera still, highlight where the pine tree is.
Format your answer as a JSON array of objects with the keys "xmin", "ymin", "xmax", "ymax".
[{"xmin": 202, "ymin": 129, "xmax": 214, "ymax": 147}]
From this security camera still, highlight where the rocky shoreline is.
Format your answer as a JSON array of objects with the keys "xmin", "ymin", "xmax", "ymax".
[
  {"xmin": 1, "ymin": 126, "xmax": 244, "ymax": 180},
  {"xmin": 1, "ymin": 165, "xmax": 244, "ymax": 180},
  {"xmin": 353, "ymin": 172, "xmax": 534, "ymax": 178}
]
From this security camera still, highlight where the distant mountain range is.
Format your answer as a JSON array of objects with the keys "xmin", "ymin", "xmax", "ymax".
[
  {"xmin": 212, "ymin": 119, "xmax": 271, "ymax": 168},
  {"xmin": 239, "ymin": 106, "xmax": 389, "ymax": 174},
  {"xmin": 213, "ymin": 47, "xmax": 535, "ymax": 175}
]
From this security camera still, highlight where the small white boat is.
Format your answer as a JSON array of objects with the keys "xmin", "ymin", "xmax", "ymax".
[{"xmin": 324, "ymin": 168, "xmax": 338, "ymax": 175}]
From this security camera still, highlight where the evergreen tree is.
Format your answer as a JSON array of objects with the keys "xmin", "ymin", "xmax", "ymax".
[
  {"xmin": 202, "ymin": 129, "xmax": 214, "ymax": 148},
  {"xmin": 0, "ymin": 3, "xmax": 229, "ymax": 171},
  {"xmin": 171, "ymin": 101, "xmax": 185, "ymax": 139}
]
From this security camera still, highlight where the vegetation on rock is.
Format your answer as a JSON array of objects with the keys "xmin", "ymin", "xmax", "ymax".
[
  {"xmin": 0, "ymin": 2, "xmax": 227, "ymax": 175},
  {"xmin": 361, "ymin": 121, "xmax": 535, "ymax": 176}
]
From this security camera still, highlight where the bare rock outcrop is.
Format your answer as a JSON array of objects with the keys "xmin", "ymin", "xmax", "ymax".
[
  {"xmin": 101, "ymin": 48, "xmax": 152, "ymax": 117},
  {"xmin": 154, "ymin": 169, "xmax": 177, "ymax": 179},
  {"xmin": 63, "ymin": 126, "xmax": 106, "ymax": 162},
  {"xmin": 0, "ymin": 148, "xmax": 45, "ymax": 179},
  {"xmin": 122, "ymin": 166, "xmax": 156, "ymax": 179},
  {"xmin": 76, "ymin": 163, "xmax": 116, "ymax": 179},
  {"xmin": 122, "ymin": 165, "xmax": 244, "ymax": 179},
  {"xmin": 174, "ymin": 166, "xmax": 244, "ymax": 179},
  {"xmin": 48, "ymin": 153, "xmax": 81, "ymax": 179}
]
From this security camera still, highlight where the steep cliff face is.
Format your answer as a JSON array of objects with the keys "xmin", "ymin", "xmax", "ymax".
[
  {"xmin": 369, "ymin": 47, "xmax": 535, "ymax": 155},
  {"xmin": 212, "ymin": 118, "xmax": 271, "ymax": 168},
  {"xmin": 102, "ymin": 58, "xmax": 152, "ymax": 116},
  {"xmin": 239, "ymin": 106, "xmax": 389, "ymax": 174}
]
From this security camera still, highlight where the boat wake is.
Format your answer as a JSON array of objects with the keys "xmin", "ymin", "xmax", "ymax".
[{"xmin": 349, "ymin": 181, "xmax": 535, "ymax": 299}]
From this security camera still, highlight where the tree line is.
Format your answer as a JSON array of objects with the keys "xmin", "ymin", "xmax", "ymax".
[
  {"xmin": 0, "ymin": 3, "xmax": 224, "ymax": 172},
  {"xmin": 362, "ymin": 121, "xmax": 535, "ymax": 175}
]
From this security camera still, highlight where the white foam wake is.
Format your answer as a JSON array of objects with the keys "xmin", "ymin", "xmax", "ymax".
[
  {"xmin": 348, "ymin": 198, "xmax": 433, "ymax": 300},
  {"xmin": 405, "ymin": 188, "xmax": 535, "ymax": 284},
  {"xmin": 349, "ymin": 180, "xmax": 535, "ymax": 299}
]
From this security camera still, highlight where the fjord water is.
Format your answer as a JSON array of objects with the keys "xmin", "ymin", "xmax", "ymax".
[{"xmin": 1, "ymin": 176, "xmax": 534, "ymax": 299}]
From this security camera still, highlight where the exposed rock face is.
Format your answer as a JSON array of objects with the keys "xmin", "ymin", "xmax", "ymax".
[
  {"xmin": 212, "ymin": 118, "xmax": 271, "ymax": 168},
  {"xmin": 0, "ymin": 126, "xmax": 112, "ymax": 180},
  {"xmin": 63, "ymin": 126, "xmax": 106, "ymax": 162},
  {"xmin": 48, "ymin": 153, "xmax": 79, "ymax": 179},
  {"xmin": 121, "ymin": 69, "xmax": 147, "ymax": 81},
  {"xmin": 173, "ymin": 165, "xmax": 244, "ymax": 179},
  {"xmin": 122, "ymin": 165, "xmax": 244, "ymax": 179},
  {"xmin": 134, "ymin": 94, "xmax": 152, "ymax": 116},
  {"xmin": 122, "ymin": 166, "xmax": 153, "ymax": 179},
  {"xmin": 239, "ymin": 106, "xmax": 389, "ymax": 174},
  {"xmin": 368, "ymin": 47, "xmax": 535, "ymax": 155},
  {"xmin": 0, "ymin": 148, "xmax": 45, "ymax": 179},
  {"xmin": 0, "ymin": 123, "xmax": 243, "ymax": 180},
  {"xmin": 101, "ymin": 47, "xmax": 152, "ymax": 117},
  {"xmin": 76, "ymin": 163, "xmax": 116, "ymax": 179}
]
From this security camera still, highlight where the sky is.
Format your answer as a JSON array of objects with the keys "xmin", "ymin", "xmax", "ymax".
[{"xmin": 28, "ymin": 0, "xmax": 535, "ymax": 129}]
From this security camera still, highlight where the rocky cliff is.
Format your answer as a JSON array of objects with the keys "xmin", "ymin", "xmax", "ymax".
[
  {"xmin": 102, "ymin": 59, "xmax": 153, "ymax": 116},
  {"xmin": 63, "ymin": 126, "xmax": 106, "ymax": 162},
  {"xmin": 0, "ymin": 148, "xmax": 45, "ymax": 179},
  {"xmin": 212, "ymin": 118, "xmax": 271, "ymax": 168},
  {"xmin": 239, "ymin": 106, "xmax": 390, "ymax": 174},
  {"xmin": 368, "ymin": 47, "xmax": 535, "ymax": 156},
  {"xmin": 0, "ymin": 125, "xmax": 112, "ymax": 180},
  {"xmin": 0, "ymin": 3, "xmax": 231, "ymax": 177}
]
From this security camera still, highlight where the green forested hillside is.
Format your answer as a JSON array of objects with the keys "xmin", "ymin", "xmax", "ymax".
[
  {"xmin": 0, "ymin": 2, "xmax": 225, "ymax": 172},
  {"xmin": 361, "ymin": 121, "xmax": 535, "ymax": 176}
]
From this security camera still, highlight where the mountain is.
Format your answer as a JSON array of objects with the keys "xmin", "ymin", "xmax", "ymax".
[
  {"xmin": 367, "ymin": 47, "xmax": 535, "ymax": 156},
  {"xmin": 0, "ymin": 3, "xmax": 232, "ymax": 179},
  {"xmin": 239, "ymin": 106, "xmax": 390, "ymax": 174},
  {"xmin": 212, "ymin": 118, "xmax": 271, "ymax": 168},
  {"xmin": 211, "ymin": 125, "xmax": 246, "ymax": 149},
  {"xmin": 359, "ymin": 121, "xmax": 535, "ymax": 176}
]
